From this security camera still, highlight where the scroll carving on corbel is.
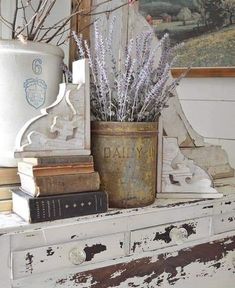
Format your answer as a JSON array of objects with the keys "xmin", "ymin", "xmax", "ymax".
[
  {"xmin": 158, "ymin": 137, "xmax": 223, "ymax": 199},
  {"xmin": 14, "ymin": 59, "xmax": 90, "ymax": 158}
]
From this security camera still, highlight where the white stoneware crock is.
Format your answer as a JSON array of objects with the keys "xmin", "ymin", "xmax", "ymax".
[{"xmin": 0, "ymin": 40, "xmax": 64, "ymax": 166}]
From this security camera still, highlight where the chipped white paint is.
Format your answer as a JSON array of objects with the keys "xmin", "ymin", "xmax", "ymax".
[
  {"xmin": 110, "ymin": 270, "xmax": 125, "ymax": 279},
  {"xmin": 12, "ymin": 233, "xmax": 125, "ymax": 280},
  {"xmin": 0, "ymin": 235, "xmax": 11, "ymax": 287},
  {"xmin": 0, "ymin": 189, "xmax": 235, "ymax": 287},
  {"xmin": 116, "ymin": 272, "xmax": 155, "ymax": 288},
  {"xmin": 14, "ymin": 59, "xmax": 90, "ymax": 157},
  {"xmin": 159, "ymin": 137, "xmax": 223, "ymax": 199},
  {"xmin": 213, "ymin": 211, "xmax": 235, "ymax": 235},
  {"xmin": 130, "ymin": 217, "xmax": 211, "ymax": 254}
]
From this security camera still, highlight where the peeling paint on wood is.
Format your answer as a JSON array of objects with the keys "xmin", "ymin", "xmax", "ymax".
[
  {"xmin": 225, "ymin": 202, "xmax": 232, "ymax": 205},
  {"xmin": 47, "ymin": 247, "xmax": 55, "ymax": 256},
  {"xmin": 25, "ymin": 252, "xmax": 34, "ymax": 274},
  {"xmin": 210, "ymin": 262, "xmax": 221, "ymax": 269},
  {"xmin": 159, "ymin": 199, "xmax": 205, "ymax": 208},
  {"xmin": 0, "ymin": 192, "xmax": 228, "ymax": 236},
  {"xmin": 55, "ymin": 236, "xmax": 235, "ymax": 287},
  {"xmin": 153, "ymin": 223, "xmax": 196, "ymax": 244},
  {"xmin": 105, "ymin": 211, "xmax": 122, "ymax": 216},
  {"xmin": 12, "ymin": 233, "xmax": 125, "ymax": 280},
  {"xmin": 84, "ymin": 244, "xmax": 106, "ymax": 261},
  {"xmin": 2, "ymin": 184, "xmax": 235, "ymax": 287},
  {"xmin": 202, "ymin": 205, "xmax": 214, "ymax": 209},
  {"xmin": 228, "ymin": 217, "xmax": 234, "ymax": 222},
  {"xmin": 153, "ymin": 225, "xmax": 175, "ymax": 243},
  {"xmin": 132, "ymin": 242, "xmax": 142, "ymax": 253},
  {"xmin": 130, "ymin": 218, "xmax": 209, "ymax": 254}
]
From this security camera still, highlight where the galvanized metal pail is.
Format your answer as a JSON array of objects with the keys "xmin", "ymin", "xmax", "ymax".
[{"xmin": 91, "ymin": 122, "xmax": 158, "ymax": 208}]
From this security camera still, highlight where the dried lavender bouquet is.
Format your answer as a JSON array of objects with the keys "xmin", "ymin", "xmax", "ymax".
[{"xmin": 73, "ymin": 18, "xmax": 184, "ymax": 122}]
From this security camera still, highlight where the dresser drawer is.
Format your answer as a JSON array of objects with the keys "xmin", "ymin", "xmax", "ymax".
[
  {"xmin": 213, "ymin": 212, "xmax": 235, "ymax": 234},
  {"xmin": 12, "ymin": 232, "xmax": 125, "ymax": 280},
  {"xmin": 130, "ymin": 217, "xmax": 211, "ymax": 254},
  {"xmin": 214, "ymin": 199, "xmax": 235, "ymax": 214}
]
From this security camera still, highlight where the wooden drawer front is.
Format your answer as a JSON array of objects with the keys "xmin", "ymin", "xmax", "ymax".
[
  {"xmin": 214, "ymin": 199, "xmax": 235, "ymax": 214},
  {"xmin": 130, "ymin": 217, "xmax": 211, "ymax": 254},
  {"xmin": 12, "ymin": 232, "xmax": 125, "ymax": 280},
  {"xmin": 213, "ymin": 212, "xmax": 235, "ymax": 234}
]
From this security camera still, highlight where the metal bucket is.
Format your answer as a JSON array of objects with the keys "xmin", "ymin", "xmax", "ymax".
[{"xmin": 91, "ymin": 121, "xmax": 158, "ymax": 208}]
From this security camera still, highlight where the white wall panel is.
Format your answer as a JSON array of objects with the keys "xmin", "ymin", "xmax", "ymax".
[
  {"xmin": 177, "ymin": 77, "xmax": 235, "ymax": 169},
  {"xmin": 178, "ymin": 78, "xmax": 235, "ymax": 101}
]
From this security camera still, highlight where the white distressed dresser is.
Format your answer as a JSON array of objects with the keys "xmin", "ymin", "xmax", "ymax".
[{"xmin": 1, "ymin": 183, "xmax": 235, "ymax": 288}]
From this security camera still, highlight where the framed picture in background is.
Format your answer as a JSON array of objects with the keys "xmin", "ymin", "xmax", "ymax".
[{"xmin": 139, "ymin": 0, "xmax": 235, "ymax": 77}]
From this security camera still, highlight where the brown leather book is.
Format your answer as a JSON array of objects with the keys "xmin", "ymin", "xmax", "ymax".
[
  {"xmin": 12, "ymin": 188, "xmax": 108, "ymax": 223},
  {"xmin": 0, "ymin": 168, "xmax": 20, "ymax": 185},
  {"xmin": 22, "ymin": 155, "xmax": 93, "ymax": 166},
  {"xmin": 18, "ymin": 162, "xmax": 94, "ymax": 177},
  {"xmin": 18, "ymin": 172, "xmax": 100, "ymax": 197}
]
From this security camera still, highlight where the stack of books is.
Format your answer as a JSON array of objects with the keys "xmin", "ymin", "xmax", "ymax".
[
  {"xmin": 12, "ymin": 156, "xmax": 108, "ymax": 223},
  {"xmin": 0, "ymin": 167, "xmax": 20, "ymax": 212}
]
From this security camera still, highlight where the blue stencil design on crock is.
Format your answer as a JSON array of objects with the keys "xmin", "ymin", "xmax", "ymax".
[
  {"xmin": 24, "ymin": 78, "xmax": 47, "ymax": 109},
  {"xmin": 32, "ymin": 58, "xmax": 43, "ymax": 75}
]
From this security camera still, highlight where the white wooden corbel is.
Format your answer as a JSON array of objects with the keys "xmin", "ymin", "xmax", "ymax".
[
  {"xmin": 158, "ymin": 137, "xmax": 223, "ymax": 199},
  {"xmin": 14, "ymin": 59, "xmax": 90, "ymax": 158}
]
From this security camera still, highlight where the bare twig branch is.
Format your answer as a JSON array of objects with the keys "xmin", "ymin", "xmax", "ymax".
[
  {"xmin": 12, "ymin": 0, "xmax": 19, "ymax": 38},
  {"xmin": 42, "ymin": 25, "xmax": 71, "ymax": 42},
  {"xmin": 28, "ymin": 1, "xmax": 37, "ymax": 13},
  {"xmin": 14, "ymin": 0, "xmax": 49, "ymax": 38},
  {"xmin": 29, "ymin": 0, "xmax": 43, "ymax": 36},
  {"xmin": 0, "ymin": 14, "xmax": 13, "ymax": 26},
  {"xmin": 45, "ymin": 8, "xmax": 85, "ymax": 43},
  {"xmin": 4, "ymin": 0, "xmax": 134, "ymax": 45},
  {"xmin": 37, "ymin": 6, "xmax": 85, "ymax": 42},
  {"xmin": 56, "ymin": 28, "xmax": 71, "ymax": 46},
  {"xmin": 56, "ymin": 20, "xmax": 96, "ymax": 46},
  {"xmin": 56, "ymin": 25, "xmax": 66, "ymax": 46},
  {"xmin": 21, "ymin": 0, "xmax": 29, "ymax": 38},
  {"xmin": 29, "ymin": 0, "xmax": 57, "ymax": 40},
  {"xmin": 0, "ymin": 17, "xmax": 13, "ymax": 31}
]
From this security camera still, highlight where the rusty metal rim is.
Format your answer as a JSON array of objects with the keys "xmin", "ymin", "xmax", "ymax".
[
  {"xmin": 91, "ymin": 130, "xmax": 159, "ymax": 136},
  {"xmin": 91, "ymin": 121, "xmax": 158, "ymax": 129},
  {"xmin": 91, "ymin": 121, "xmax": 158, "ymax": 125}
]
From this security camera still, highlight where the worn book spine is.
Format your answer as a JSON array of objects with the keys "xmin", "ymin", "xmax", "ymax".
[
  {"xmin": 0, "ymin": 168, "xmax": 20, "ymax": 185},
  {"xmin": 19, "ymin": 172, "xmax": 100, "ymax": 196},
  {"xmin": 12, "ymin": 189, "xmax": 108, "ymax": 223},
  {"xmin": 0, "ymin": 185, "xmax": 13, "ymax": 200},
  {"xmin": 23, "ymin": 155, "xmax": 94, "ymax": 166},
  {"xmin": 18, "ymin": 162, "xmax": 94, "ymax": 177},
  {"xmin": 0, "ymin": 200, "xmax": 12, "ymax": 212}
]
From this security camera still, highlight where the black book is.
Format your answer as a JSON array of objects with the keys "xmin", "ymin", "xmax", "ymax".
[{"xmin": 12, "ymin": 188, "xmax": 108, "ymax": 223}]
